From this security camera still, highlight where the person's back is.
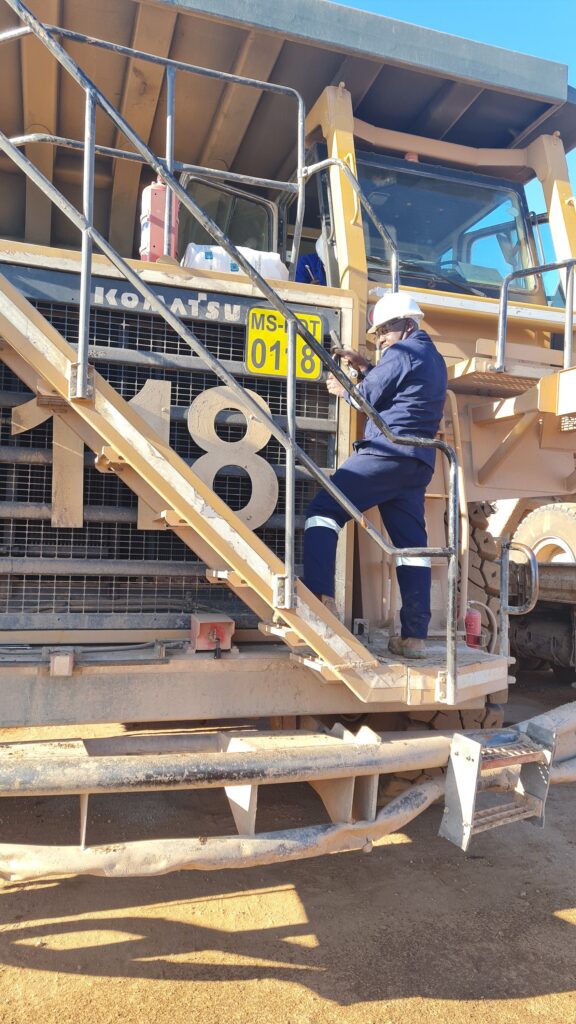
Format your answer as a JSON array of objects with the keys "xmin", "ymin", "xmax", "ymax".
[{"xmin": 355, "ymin": 328, "xmax": 447, "ymax": 467}]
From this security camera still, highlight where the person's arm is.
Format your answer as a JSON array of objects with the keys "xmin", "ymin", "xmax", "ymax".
[
  {"xmin": 341, "ymin": 346, "xmax": 407, "ymax": 407},
  {"xmin": 325, "ymin": 348, "xmax": 375, "ymax": 404}
]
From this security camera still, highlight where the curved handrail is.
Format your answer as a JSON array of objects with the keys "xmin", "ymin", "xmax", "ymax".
[
  {"xmin": 499, "ymin": 539, "xmax": 540, "ymax": 658},
  {"xmin": 496, "ymin": 258, "xmax": 576, "ymax": 372}
]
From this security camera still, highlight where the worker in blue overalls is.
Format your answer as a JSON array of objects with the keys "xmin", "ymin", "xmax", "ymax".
[
  {"xmin": 295, "ymin": 237, "xmax": 327, "ymax": 286},
  {"xmin": 302, "ymin": 291, "xmax": 448, "ymax": 659}
]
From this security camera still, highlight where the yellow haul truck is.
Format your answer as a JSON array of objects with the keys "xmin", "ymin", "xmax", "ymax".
[{"xmin": 0, "ymin": 0, "xmax": 575, "ymax": 879}]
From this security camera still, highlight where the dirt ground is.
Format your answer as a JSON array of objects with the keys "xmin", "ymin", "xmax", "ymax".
[{"xmin": 0, "ymin": 674, "xmax": 575, "ymax": 1024}]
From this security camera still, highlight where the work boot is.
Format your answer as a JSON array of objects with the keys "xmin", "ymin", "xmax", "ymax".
[
  {"xmin": 388, "ymin": 635, "xmax": 428, "ymax": 660},
  {"xmin": 321, "ymin": 594, "xmax": 339, "ymax": 619}
]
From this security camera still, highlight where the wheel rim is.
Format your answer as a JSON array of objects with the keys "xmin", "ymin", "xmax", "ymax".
[{"xmin": 531, "ymin": 536, "xmax": 576, "ymax": 564}]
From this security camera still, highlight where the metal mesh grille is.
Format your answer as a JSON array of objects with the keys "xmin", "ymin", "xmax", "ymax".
[
  {"xmin": 0, "ymin": 464, "xmax": 52, "ymax": 504},
  {"xmin": 264, "ymin": 433, "xmax": 333, "ymax": 468},
  {"xmin": 0, "ymin": 410, "xmax": 53, "ymax": 448},
  {"xmin": 213, "ymin": 473, "xmax": 252, "ymax": 512},
  {"xmin": 275, "ymin": 480, "xmax": 318, "ymax": 517},
  {"xmin": 0, "ymin": 365, "xmax": 32, "ymax": 395},
  {"xmin": 1, "ymin": 296, "xmax": 335, "ymax": 628},
  {"xmin": 256, "ymin": 527, "xmax": 304, "ymax": 564},
  {"xmin": 34, "ymin": 301, "xmax": 247, "ymax": 362},
  {"xmin": 0, "ymin": 519, "xmax": 199, "ymax": 562},
  {"xmin": 84, "ymin": 468, "xmax": 137, "ymax": 508},
  {"xmin": 0, "ymin": 574, "xmax": 253, "ymax": 620},
  {"xmin": 0, "ymin": 460, "xmax": 137, "ymax": 509},
  {"xmin": 96, "ymin": 361, "xmax": 331, "ymax": 419}
]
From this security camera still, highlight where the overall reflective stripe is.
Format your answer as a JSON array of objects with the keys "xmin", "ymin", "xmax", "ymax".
[
  {"xmin": 395, "ymin": 555, "xmax": 432, "ymax": 567},
  {"xmin": 305, "ymin": 515, "xmax": 342, "ymax": 534}
]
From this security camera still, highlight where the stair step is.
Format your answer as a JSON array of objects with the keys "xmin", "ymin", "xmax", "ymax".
[
  {"xmin": 479, "ymin": 734, "xmax": 547, "ymax": 769},
  {"xmin": 206, "ymin": 568, "xmax": 250, "ymax": 587},
  {"xmin": 470, "ymin": 800, "xmax": 539, "ymax": 834},
  {"xmin": 290, "ymin": 653, "xmax": 340, "ymax": 682},
  {"xmin": 439, "ymin": 722, "xmax": 555, "ymax": 851},
  {"xmin": 258, "ymin": 622, "xmax": 308, "ymax": 647},
  {"xmin": 36, "ymin": 385, "xmax": 70, "ymax": 411}
]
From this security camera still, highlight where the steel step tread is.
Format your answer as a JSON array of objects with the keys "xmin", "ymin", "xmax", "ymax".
[{"xmin": 471, "ymin": 802, "xmax": 539, "ymax": 833}]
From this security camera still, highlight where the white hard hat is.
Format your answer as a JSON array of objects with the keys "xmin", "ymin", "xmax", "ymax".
[{"xmin": 368, "ymin": 291, "xmax": 424, "ymax": 334}]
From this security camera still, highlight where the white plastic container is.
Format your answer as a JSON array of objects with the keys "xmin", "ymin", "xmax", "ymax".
[
  {"xmin": 181, "ymin": 243, "xmax": 288, "ymax": 281},
  {"xmin": 139, "ymin": 179, "xmax": 179, "ymax": 262}
]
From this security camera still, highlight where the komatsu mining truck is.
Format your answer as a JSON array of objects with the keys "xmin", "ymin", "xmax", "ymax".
[{"xmin": 0, "ymin": 0, "xmax": 575, "ymax": 880}]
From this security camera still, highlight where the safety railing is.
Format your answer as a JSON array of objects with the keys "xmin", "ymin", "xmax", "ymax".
[
  {"xmin": 7, "ymin": 134, "xmax": 400, "ymax": 292},
  {"xmin": 496, "ymin": 258, "xmax": 576, "ymax": 372},
  {"xmin": 2, "ymin": 18, "xmax": 306, "ymax": 270},
  {"xmin": 0, "ymin": 0, "xmax": 459, "ymax": 699},
  {"xmin": 499, "ymin": 540, "xmax": 540, "ymax": 658},
  {"xmin": 3, "ymin": 12, "xmax": 402, "ymax": 285}
]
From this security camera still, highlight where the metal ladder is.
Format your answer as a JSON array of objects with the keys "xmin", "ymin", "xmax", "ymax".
[
  {"xmin": 439, "ymin": 723, "xmax": 555, "ymax": 850},
  {"xmin": 0, "ymin": 0, "xmax": 462, "ymax": 702}
]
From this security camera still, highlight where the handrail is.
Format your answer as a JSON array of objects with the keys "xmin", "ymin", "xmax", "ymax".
[
  {"xmin": 499, "ymin": 540, "xmax": 540, "ymax": 658},
  {"xmin": 8, "ymin": 133, "xmax": 300, "ymax": 193},
  {"xmin": 496, "ymin": 257, "xmax": 576, "ymax": 372},
  {"xmin": 0, "ymin": 0, "xmax": 459, "ymax": 700},
  {"xmin": 0, "ymin": 12, "xmax": 307, "ymax": 277}
]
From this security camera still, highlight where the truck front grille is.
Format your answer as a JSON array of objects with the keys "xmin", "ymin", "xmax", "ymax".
[{"xmin": 0, "ymin": 282, "xmax": 337, "ymax": 632}]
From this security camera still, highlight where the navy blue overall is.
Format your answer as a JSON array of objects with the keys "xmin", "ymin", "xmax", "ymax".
[
  {"xmin": 295, "ymin": 251, "xmax": 326, "ymax": 286},
  {"xmin": 302, "ymin": 328, "xmax": 447, "ymax": 639}
]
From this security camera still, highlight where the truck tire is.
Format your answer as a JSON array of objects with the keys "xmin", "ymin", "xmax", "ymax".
[
  {"xmin": 512, "ymin": 503, "xmax": 576, "ymax": 564},
  {"xmin": 467, "ymin": 501, "xmax": 500, "ymax": 651},
  {"xmin": 379, "ymin": 703, "xmax": 505, "ymax": 803},
  {"xmin": 511, "ymin": 503, "xmax": 576, "ymax": 678}
]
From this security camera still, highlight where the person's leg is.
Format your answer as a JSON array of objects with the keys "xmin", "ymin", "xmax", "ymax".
[
  {"xmin": 303, "ymin": 453, "xmax": 400, "ymax": 598},
  {"xmin": 378, "ymin": 462, "xmax": 433, "ymax": 640}
]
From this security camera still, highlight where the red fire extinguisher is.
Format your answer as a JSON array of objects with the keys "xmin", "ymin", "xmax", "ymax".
[{"xmin": 465, "ymin": 605, "xmax": 482, "ymax": 648}]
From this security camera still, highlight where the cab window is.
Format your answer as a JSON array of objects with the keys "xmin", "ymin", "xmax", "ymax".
[{"xmin": 177, "ymin": 178, "xmax": 275, "ymax": 258}]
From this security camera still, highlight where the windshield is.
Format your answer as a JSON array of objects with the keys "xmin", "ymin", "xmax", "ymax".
[{"xmin": 357, "ymin": 155, "xmax": 536, "ymax": 297}]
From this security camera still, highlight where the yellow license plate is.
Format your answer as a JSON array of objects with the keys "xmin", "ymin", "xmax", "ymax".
[{"xmin": 245, "ymin": 307, "xmax": 324, "ymax": 380}]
